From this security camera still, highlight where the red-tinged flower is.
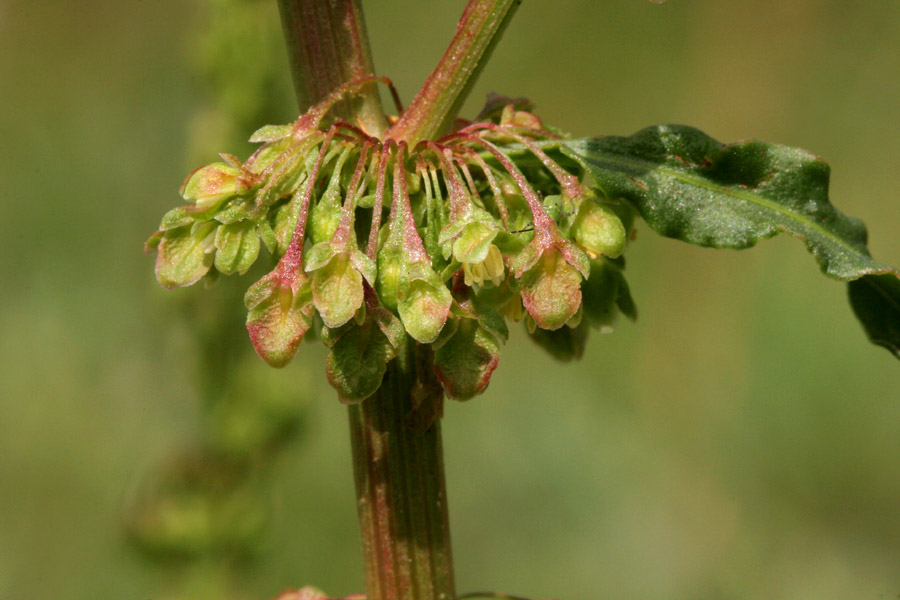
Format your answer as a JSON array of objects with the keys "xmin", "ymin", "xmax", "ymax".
[{"xmin": 148, "ymin": 79, "xmax": 637, "ymax": 401}]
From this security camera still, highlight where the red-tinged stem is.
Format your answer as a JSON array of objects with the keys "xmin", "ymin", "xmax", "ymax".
[
  {"xmin": 349, "ymin": 344, "xmax": 455, "ymax": 600},
  {"xmin": 387, "ymin": 0, "xmax": 522, "ymax": 145},
  {"xmin": 276, "ymin": 0, "xmax": 389, "ymax": 137}
]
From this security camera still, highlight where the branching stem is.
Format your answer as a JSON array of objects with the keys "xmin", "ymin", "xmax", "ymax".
[{"xmin": 388, "ymin": 0, "xmax": 522, "ymax": 145}]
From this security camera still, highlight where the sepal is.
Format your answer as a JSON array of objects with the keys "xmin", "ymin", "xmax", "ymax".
[
  {"xmin": 434, "ymin": 318, "xmax": 501, "ymax": 401},
  {"xmin": 154, "ymin": 223, "xmax": 216, "ymax": 289},
  {"xmin": 245, "ymin": 269, "xmax": 315, "ymax": 368}
]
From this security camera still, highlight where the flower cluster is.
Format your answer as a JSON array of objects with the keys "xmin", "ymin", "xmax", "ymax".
[{"xmin": 147, "ymin": 85, "xmax": 636, "ymax": 402}]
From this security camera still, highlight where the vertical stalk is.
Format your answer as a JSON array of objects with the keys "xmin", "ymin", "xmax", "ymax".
[
  {"xmin": 276, "ymin": 0, "xmax": 389, "ymax": 136},
  {"xmin": 387, "ymin": 0, "xmax": 521, "ymax": 145},
  {"xmin": 348, "ymin": 344, "xmax": 455, "ymax": 600}
]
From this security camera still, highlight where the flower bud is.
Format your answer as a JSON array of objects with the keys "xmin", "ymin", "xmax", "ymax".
[
  {"xmin": 376, "ymin": 246, "xmax": 404, "ymax": 313},
  {"xmin": 180, "ymin": 162, "xmax": 248, "ymax": 210},
  {"xmin": 570, "ymin": 199, "xmax": 626, "ymax": 259}
]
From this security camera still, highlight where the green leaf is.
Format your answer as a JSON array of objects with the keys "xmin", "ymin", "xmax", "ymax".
[
  {"xmin": 561, "ymin": 126, "xmax": 898, "ymax": 281},
  {"xmin": 848, "ymin": 275, "xmax": 900, "ymax": 359},
  {"xmin": 561, "ymin": 125, "xmax": 899, "ymax": 357}
]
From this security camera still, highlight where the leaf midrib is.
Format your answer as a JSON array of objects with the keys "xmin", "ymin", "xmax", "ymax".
[{"xmin": 569, "ymin": 143, "xmax": 865, "ymax": 260}]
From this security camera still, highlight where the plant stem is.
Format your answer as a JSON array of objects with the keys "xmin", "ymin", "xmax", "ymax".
[
  {"xmin": 348, "ymin": 344, "xmax": 455, "ymax": 600},
  {"xmin": 387, "ymin": 0, "xmax": 522, "ymax": 145},
  {"xmin": 276, "ymin": 0, "xmax": 388, "ymax": 136}
]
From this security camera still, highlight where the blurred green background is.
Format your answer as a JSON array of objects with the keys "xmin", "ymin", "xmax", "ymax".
[{"xmin": 2, "ymin": 1, "xmax": 900, "ymax": 599}]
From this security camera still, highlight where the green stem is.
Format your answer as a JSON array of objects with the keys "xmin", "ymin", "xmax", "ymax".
[
  {"xmin": 387, "ymin": 0, "xmax": 522, "ymax": 145},
  {"xmin": 276, "ymin": 0, "xmax": 389, "ymax": 136},
  {"xmin": 348, "ymin": 344, "xmax": 455, "ymax": 600}
]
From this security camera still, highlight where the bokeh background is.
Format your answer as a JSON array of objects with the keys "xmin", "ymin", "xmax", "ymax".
[{"xmin": 2, "ymin": 1, "xmax": 900, "ymax": 599}]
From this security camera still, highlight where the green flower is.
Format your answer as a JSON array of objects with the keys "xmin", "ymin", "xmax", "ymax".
[{"xmin": 149, "ymin": 87, "xmax": 637, "ymax": 402}]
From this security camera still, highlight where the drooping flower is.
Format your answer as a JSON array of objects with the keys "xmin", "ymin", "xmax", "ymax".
[{"xmin": 147, "ymin": 79, "xmax": 637, "ymax": 401}]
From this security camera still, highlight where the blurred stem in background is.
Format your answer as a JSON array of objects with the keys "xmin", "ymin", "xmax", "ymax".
[{"xmin": 125, "ymin": 2, "xmax": 307, "ymax": 599}]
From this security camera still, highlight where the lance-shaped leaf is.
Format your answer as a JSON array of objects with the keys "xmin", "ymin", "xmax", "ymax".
[
  {"xmin": 244, "ymin": 269, "xmax": 314, "ymax": 368},
  {"xmin": 561, "ymin": 126, "xmax": 897, "ymax": 280},
  {"xmin": 561, "ymin": 125, "xmax": 900, "ymax": 358},
  {"xmin": 434, "ymin": 318, "xmax": 501, "ymax": 401},
  {"xmin": 154, "ymin": 222, "xmax": 216, "ymax": 289}
]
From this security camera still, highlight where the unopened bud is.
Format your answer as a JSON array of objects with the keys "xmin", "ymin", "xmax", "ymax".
[
  {"xmin": 571, "ymin": 200, "xmax": 626, "ymax": 259},
  {"xmin": 180, "ymin": 162, "xmax": 248, "ymax": 210}
]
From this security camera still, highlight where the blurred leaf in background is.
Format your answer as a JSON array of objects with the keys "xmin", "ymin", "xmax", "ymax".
[{"xmin": 0, "ymin": 2, "xmax": 899, "ymax": 600}]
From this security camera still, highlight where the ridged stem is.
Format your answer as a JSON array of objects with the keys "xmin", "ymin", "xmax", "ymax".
[
  {"xmin": 348, "ymin": 345, "xmax": 455, "ymax": 600},
  {"xmin": 387, "ymin": 0, "xmax": 522, "ymax": 145},
  {"xmin": 276, "ymin": 0, "xmax": 389, "ymax": 136}
]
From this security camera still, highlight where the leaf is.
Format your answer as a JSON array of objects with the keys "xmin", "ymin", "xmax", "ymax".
[
  {"xmin": 848, "ymin": 275, "xmax": 900, "ymax": 359},
  {"xmin": 560, "ymin": 125, "xmax": 899, "ymax": 357},
  {"xmin": 561, "ymin": 126, "xmax": 898, "ymax": 281}
]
